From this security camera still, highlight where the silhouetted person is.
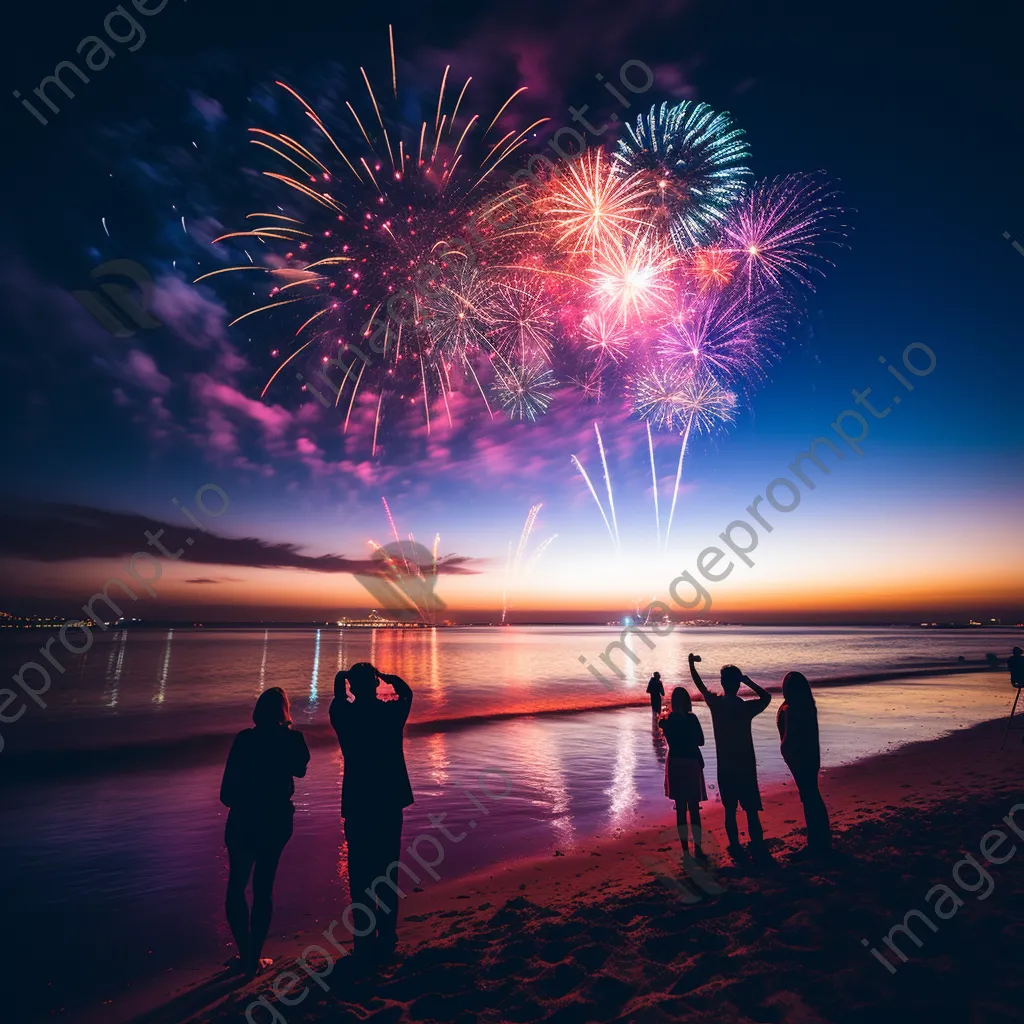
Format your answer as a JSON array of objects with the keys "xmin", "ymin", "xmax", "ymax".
[
  {"xmin": 688, "ymin": 652, "xmax": 771, "ymax": 859},
  {"xmin": 220, "ymin": 687, "xmax": 309, "ymax": 979},
  {"xmin": 330, "ymin": 662, "xmax": 413, "ymax": 962},
  {"xmin": 660, "ymin": 686, "xmax": 707, "ymax": 860},
  {"xmin": 777, "ymin": 671, "xmax": 832, "ymax": 857},
  {"xmin": 646, "ymin": 671, "xmax": 665, "ymax": 715},
  {"xmin": 1009, "ymin": 647, "xmax": 1024, "ymax": 688}
]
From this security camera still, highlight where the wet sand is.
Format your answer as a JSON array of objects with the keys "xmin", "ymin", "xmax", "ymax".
[{"xmin": 104, "ymin": 710, "xmax": 1024, "ymax": 1024}]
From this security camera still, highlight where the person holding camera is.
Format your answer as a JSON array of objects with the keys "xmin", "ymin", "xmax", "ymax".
[
  {"xmin": 330, "ymin": 662, "xmax": 414, "ymax": 962},
  {"xmin": 688, "ymin": 652, "xmax": 771, "ymax": 860}
]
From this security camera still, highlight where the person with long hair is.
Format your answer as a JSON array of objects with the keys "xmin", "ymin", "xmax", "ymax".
[
  {"xmin": 659, "ymin": 686, "xmax": 707, "ymax": 860},
  {"xmin": 777, "ymin": 671, "xmax": 832, "ymax": 857},
  {"xmin": 220, "ymin": 686, "xmax": 310, "ymax": 978}
]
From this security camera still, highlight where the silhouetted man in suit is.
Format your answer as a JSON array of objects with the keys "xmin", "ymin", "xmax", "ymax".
[{"xmin": 330, "ymin": 662, "xmax": 413, "ymax": 961}]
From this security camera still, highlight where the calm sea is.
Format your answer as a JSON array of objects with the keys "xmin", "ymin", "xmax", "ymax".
[{"xmin": 0, "ymin": 625, "xmax": 1017, "ymax": 1021}]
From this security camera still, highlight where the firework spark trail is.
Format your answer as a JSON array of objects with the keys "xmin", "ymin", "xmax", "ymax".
[
  {"xmin": 514, "ymin": 503, "xmax": 542, "ymax": 574},
  {"xmin": 570, "ymin": 454, "xmax": 617, "ymax": 550},
  {"xmin": 382, "ymin": 496, "xmax": 402, "ymax": 551},
  {"xmin": 594, "ymin": 422, "xmax": 620, "ymax": 552},
  {"xmin": 525, "ymin": 534, "xmax": 557, "ymax": 573},
  {"xmin": 501, "ymin": 539, "xmax": 513, "ymax": 626},
  {"xmin": 367, "ymin": 538, "xmax": 425, "ymax": 622},
  {"xmin": 647, "ymin": 421, "xmax": 661, "ymax": 549},
  {"xmin": 503, "ymin": 505, "xmax": 552, "ymax": 623},
  {"xmin": 663, "ymin": 411, "xmax": 694, "ymax": 552}
]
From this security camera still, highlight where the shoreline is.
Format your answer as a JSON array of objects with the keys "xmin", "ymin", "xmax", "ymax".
[
  {"xmin": 88, "ymin": 711, "xmax": 1024, "ymax": 1024},
  {"xmin": 0, "ymin": 661, "xmax": 1002, "ymax": 780}
]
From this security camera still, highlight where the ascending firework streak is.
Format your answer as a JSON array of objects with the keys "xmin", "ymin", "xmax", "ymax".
[
  {"xmin": 573, "ymin": 423, "xmax": 658, "ymax": 553},
  {"xmin": 501, "ymin": 540, "xmax": 514, "ymax": 626},
  {"xmin": 370, "ymin": 496, "xmax": 453, "ymax": 623},
  {"xmin": 501, "ymin": 504, "xmax": 556, "ymax": 624},
  {"xmin": 570, "ymin": 452, "xmax": 617, "ymax": 552},
  {"xmin": 571, "ymin": 422, "xmax": 626, "ymax": 553},
  {"xmin": 647, "ymin": 421, "xmax": 660, "ymax": 549},
  {"xmin": 525, "ymin": 534, "xmax": 557, "ymax": 573},
  {"xmin": 593, "ymin": 423, "xmax": 620, "ymax": 550},
  {"xmin": 663, "ymin": 412, "xmax": 695, "ymax": 553},
  {"xmin": 514, "ymin": 503, "xmax": 542, "ymax": 572},
  {"xmin": 573, "ymin": 416, "xmax": 716, "ymax": 553}
]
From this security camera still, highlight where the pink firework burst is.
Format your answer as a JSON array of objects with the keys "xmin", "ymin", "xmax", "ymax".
[
  {"xmin": 690, "ymin": 245, "xmax": 738, "ymax": 290},
  {"xmin": 660, "ymin": 288, "xmax": 781, "ymax": 383},
  {"xmin": 721, "ymin": 173, "xmax": 846, "ymax": 292},
  {"xmin": 578, "ymin": 309, "xmax": 631, "ymax": 363},
  {"xmin": 590, "ymin": 231, "xmax": 680, "ymax": 326}
]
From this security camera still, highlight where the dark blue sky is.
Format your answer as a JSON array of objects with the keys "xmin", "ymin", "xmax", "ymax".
[{"xmin": 1, "ymin": 0, "xmax": 1021, "ymax": 619}]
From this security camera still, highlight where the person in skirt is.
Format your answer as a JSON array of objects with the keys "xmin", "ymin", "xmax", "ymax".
[{"xmin": 659, "ymin": 686, "xmax": 708, "ymax": 861}]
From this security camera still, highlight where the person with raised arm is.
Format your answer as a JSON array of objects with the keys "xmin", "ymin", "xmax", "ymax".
[
  {"xmin": 330, "ymin": 662, "xmax": 414, "ymax": 964},
  {"xmin": 688, "ymin": 652, "xmax": 771, "ymax": 860}
]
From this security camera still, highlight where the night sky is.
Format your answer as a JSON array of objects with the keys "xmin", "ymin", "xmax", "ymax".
[{"xmin": 2, "ymin": 0, "xmax": 1021, "ymax": 621}]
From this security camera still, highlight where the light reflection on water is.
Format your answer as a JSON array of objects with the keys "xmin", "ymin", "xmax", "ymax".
[
  {"xmin": 0, "ymin": 624, "xmax": 1011, "ymax": 754},
  {"xmin": 0, "ymin": 626, "xmax": 1018, "ymax": 1021}
]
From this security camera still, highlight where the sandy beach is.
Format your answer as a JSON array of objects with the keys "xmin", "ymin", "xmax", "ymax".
[{"xmin": 101, "ymin": 709, "xmax": 1024, "ymax": 1024}]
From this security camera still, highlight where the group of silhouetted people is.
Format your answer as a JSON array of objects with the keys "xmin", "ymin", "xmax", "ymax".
[
  {"xmin": 650, "ymin": 653, "xmax": 832, "ymax": 863},
  {"xmin": 219, "ymin": 663, "xmax": 412, "ymax": 978},
  {"xmin": 219, "ymin": 652, "xmax": 838, "ymax": 976}
]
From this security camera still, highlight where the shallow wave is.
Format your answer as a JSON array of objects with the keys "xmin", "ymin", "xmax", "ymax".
[{"xmin": 0, "ymin": 662, "xmax": 993, "ymax": 782}]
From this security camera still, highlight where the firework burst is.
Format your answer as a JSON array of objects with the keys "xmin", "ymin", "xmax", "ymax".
[
  {"xmin": 613, "ymin": 100, "xmax": 751, "ymax": 249},
  {"xmin": 486, "ymin": 277, "xmax": 556, "ymax": 361},
  {"xmin": 200, "ymin": 41, "xmax": 846, "ymax": 477},
  {"xmin": 578, "ymin": 309, "xmax": 630, "ymax": 363},
  {"xmin": 590, "ymin": 230, "xmax": 679, "ymax": 325},
  {"xmin": 660, "ymin": 287, "xmax": 781, "ymax": 384},
  {"xmin": 421, "ymin": 263, "xmax": 493, "ymax": 358},
  {"xmin": 200, "ymin": 28, "xmax": 543, "ymax": 444},
  {"xmin": 491, "ymin": 360, "xmax": 557, "ymax": 421},
  {"xmin": 632, "ymin": 364, "xmax": 737, "ymax": 433},
  {"xmin": 722, "ymin": 173, "xmax": 846, "ymax": 292},
  {"xmin": 567, "ymin": 366, "xmax": 606, "ymax": 402},
  {"xmin": 690, "ymin": 244, "xmax": 738, "ymax": 290},
  {"xmin": 537, "ymin": 148, "xmax": 654, "ymax": 258}
]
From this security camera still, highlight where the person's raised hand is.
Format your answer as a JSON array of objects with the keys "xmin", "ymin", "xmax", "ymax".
[{"xmin": 688, "ymin": 653, "xmax": 701, "ymax": 664}]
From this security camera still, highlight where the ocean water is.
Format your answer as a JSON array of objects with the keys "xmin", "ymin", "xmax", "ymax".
[
  {"xmin": 0, "ymin": 623, "xmax": 1012, "ymax": 754},
  {"xmin": 0, "ymin": 625, "xmax": 1018, "ymax": 1021}
]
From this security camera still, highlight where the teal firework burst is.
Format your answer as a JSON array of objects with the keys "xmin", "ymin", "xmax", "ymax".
[{"xmin": 613, "ymin": 101, "xmax": 751, "ymax": 249}]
